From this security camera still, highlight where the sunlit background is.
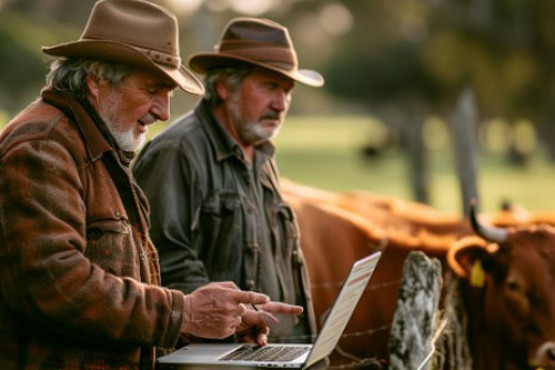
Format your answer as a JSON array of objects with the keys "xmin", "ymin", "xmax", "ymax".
[{"xmin": 2, "ymin": 0, "xmax": 555, "ymax": 214}]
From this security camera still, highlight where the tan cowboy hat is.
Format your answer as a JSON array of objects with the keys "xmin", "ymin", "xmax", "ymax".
[
  {"xmin": 42, "ymin": 0, "xmax": 204, "ymax": 95},
  {"xmin": 188, "ymin": 17, "xmax": 324, "ymax": 87}
]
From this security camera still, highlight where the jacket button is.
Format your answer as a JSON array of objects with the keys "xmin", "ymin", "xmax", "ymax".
[{"xmin": 246, "ymin": 280, "xmax": 255, "ymax": 290}]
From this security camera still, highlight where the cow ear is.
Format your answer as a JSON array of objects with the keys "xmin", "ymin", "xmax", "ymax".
[{"xmin": 448, "ymin": 236, "xmax": 498, "ymax": 286}]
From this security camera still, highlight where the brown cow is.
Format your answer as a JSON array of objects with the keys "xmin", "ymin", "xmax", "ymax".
[
  {"xmin": 281, "ymin": 179, "xmax": 472, "ymax": 239},
  {"xmin": 282, "ymin": 181, "xmax": 468, "ymax": 366},
  {"xmin": 447, "ymin": 202, "xmax": 555, "ymax": 370},
  {"xmin": 283, "ymin": 185, "xmax": 387, "ymax": 367},
  {"xmin": 283, "ymin": 180, "xmax": 555, "ymax": 369}
]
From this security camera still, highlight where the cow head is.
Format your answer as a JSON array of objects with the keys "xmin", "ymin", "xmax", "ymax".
[{"xmin": 447, "ymin": 200, "xmax": 555, "ymax": 369}]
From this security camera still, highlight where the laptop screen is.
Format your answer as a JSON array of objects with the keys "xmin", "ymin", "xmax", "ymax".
[{"xmin": 305, "ymin": 251, "xmax": 381, "ymax": 368}]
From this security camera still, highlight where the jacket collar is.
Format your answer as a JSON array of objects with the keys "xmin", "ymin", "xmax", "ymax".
[
  {"xmin": 194, "ymin": 99, "xmax": 275, "ymax": 164},
  {"xmin": 41, "ymin": 89, "xmax": 134, "ymax": 165}
]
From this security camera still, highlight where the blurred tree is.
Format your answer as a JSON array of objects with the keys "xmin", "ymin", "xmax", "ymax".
[
  {"xmin": 0, "ymin": 29, "xmax": 44, "ymax": 116},
  {"xmin": 0, "ymin": 11, "xmax": 47, "ymax": 115},
  {"xmin": 0, "ymin": 10, "xmax": 80, "ymax": 115},
  {"xmin": 324, "ymin": 0, "xmax": 555, "ymax": 204},
  {"xmin": 4, "ymin": 0, "xmax": 94, "ymax": 25},
  {"xmin": 422, "ymin": 0, "xmax": 551, "ymax": 164},
  {"xmin": 324, "ymin": 0, "xmax": 440, "ymax": 203}
]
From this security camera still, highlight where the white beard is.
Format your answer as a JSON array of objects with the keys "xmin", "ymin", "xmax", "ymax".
[
  {"xmin": 109, "ymin": 126, "xmax": 145, "ymax": 152},
  {"xmin": 93, "ymin": 91, "xmax": 147, "ymax": 152}
]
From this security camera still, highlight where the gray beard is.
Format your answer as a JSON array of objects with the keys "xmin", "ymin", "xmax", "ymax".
[
  {"xmin": 229, "ymin": 95, "xmax": 281, "ymax": 146},
  {"xmin": 105, "ymin": 121, "xmax": 145, "ymax": 152}
]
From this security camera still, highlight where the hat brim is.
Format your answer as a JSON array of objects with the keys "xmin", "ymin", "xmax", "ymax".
[
  {"xmin": 188, "ymin": 53, "xmax": 324, "ymax": 88},
  {"xmin": 43, "ymin": 40, "xmax": 204, "ymax": 95}
]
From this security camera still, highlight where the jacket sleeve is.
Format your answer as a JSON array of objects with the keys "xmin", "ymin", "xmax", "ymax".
[
  {"xmin": 0, "ymin": 139, "xmax": 183, "ymax": 349},
  {"xmin": 133, "ymin": 141, "xmax": 210, "ymax": 293}
]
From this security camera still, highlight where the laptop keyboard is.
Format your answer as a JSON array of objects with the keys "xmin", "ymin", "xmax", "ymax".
[{"xmin": 218, "ymin": 345, "xmax": 311, "ymax": 362}]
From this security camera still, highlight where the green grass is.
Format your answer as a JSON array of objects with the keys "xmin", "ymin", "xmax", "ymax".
[{"xmin": 274, "ymin": 115, "xmax": 555, "ymax": 214}]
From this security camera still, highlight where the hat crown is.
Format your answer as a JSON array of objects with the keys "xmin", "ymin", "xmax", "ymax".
[
  {"xmin": 217, "ymin": 18, "xmax": 298, "ymax": 70},
  {"xmin": 188, "ymin": 17, "xmax": 324, "ymax": 87},
  {"xmin": 221, "ymin": 18, "xmax": 291, "ymax": 49},
  {"xmin": 82, "ymin": 0, "xmax": 179, "ymax": 57}
]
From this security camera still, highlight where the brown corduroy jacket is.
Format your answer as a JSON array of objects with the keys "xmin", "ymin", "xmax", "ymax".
[{"xmin": 0, "ymin": 89, "xmax": 184, "ymax": 369}]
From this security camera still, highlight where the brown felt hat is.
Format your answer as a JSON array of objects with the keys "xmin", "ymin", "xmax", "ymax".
[
  {"xmin": 42, "ymin": 0, "xmax": 204, "ymax": 95},
  {"xmin": 188, "ymin": 17, "xmax": 324, "ymax": 87}
]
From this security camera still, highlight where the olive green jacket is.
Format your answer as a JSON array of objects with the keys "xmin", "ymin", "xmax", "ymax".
[{"xmin": 133, "ymin": 100, "xmax": 316, "ymax": 341}]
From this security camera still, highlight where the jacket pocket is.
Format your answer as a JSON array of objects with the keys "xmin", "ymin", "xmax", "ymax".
[
  {"xmin": 199, "ymin": 192, "xmax": 243, "ymax": 280},
  {"xmin": 85, "ymin": 218, "xmax": 134, "ymax": 276},
  {"xmin": 275, "ymin": 202, "xmax": 300, "ymax": 260}
]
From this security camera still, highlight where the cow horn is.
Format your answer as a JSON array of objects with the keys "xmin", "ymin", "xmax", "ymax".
[{"xmin": 469, "ymin": 198, "xmax": 508, "ymax": 243}]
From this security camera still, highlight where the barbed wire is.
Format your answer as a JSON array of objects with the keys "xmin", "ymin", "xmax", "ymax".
[
  {"xmin": 311, "ymin": 279, "xmax": 402, "ymax": 290},
  {"xmin": 264, "ymin": 278, "xmax": 403, "ymax": 368},
  {"xmin": 271, "ymin": 324, "xmax": 391, "ymax": 343}
]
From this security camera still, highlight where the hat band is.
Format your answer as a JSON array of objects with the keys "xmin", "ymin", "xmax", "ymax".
[
  {"xmin": 219, "ymin": 47, "xmax": 297, "ymax": 70},
  {"xmin": 136, "ymin": 46, "xmax": 181, "ymax": 69},
  {"xmin": 218, "ymin": 40, "xmax": 298, "ymax": 69}
]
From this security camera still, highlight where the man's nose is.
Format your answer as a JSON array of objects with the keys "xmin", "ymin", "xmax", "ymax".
[
  {"xmin": 270, "ymin": 90, "xmax": 290, "ymax": 112},
  {"xmin": 152, "ymin": 93, "xmax": 171, "ymax": 122}
]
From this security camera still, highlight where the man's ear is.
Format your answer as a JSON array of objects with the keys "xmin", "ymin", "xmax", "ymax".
[
  {"xmin": 215, "ymin": 78, "xmax": 229, "ymax": 101},
  {"xmin": 447, "ymin": 236, "xmax": 497, "ymax": 287},
  {"xmin": 86, "ymin": 73, "xmax": 101, "ymax": 99}
]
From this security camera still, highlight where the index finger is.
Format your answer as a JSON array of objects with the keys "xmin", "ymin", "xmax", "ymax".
[
  {"xmin": 232, "ymin": 290, "xmax": 270, "ymax": 305},
  {"xmin": 259, "ymin": 302, "xmax": 304, "ymax": 315}
]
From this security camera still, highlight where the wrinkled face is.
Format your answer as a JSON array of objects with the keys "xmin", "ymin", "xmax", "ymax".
[
  {"xmin": 226, "ymin": 67, "xmax": 294, "ymax": 146},
  {"xmin": 484, "ymin": 232, "xmax": 555, "ymax": 368},
  {"xmin": 88, "ymin": 70, "xmax": 175, "ymax": 151}
]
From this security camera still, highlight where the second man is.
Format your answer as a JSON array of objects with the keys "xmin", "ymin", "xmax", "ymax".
[{"xmin": 133, "ymin": 17, "xmax": 324, "ymax": 343}]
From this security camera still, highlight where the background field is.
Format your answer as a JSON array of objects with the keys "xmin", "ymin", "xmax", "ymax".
[{"xmin": 265, "ymin": 115, "xmax": 555, "ymax": 215}]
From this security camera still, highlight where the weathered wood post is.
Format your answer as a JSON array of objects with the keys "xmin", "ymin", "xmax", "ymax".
[{"xmin": 388, "ymin": 251, "xmax": 442, "ymax": 370}]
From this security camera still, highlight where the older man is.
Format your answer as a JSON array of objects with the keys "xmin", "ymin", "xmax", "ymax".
[
  {"xmin": 133, "ymin": 18, "xmax": 324, "ymax": 343},
  {"xmin": 0, "ymin": 2, "xmax": 302, "ymax": 369}
]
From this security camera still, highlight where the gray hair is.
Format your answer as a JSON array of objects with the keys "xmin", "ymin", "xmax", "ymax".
[
  {"xmin": 46, "ymin": 58, "xmax": 131, "ymax": 99},
  {"xmin": 203, "ymin": 67, "xmax": 252, "ymax": 104}
]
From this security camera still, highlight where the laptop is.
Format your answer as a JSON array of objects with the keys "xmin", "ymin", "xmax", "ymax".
[{"xmin": 157, "ymin": 251, "xmax": 382, "ymax": 369}]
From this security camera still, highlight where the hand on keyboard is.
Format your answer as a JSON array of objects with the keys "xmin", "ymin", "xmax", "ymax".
[{"xmin": 236, "ymin": 301, "xmax": 304, "ymax": 346}]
